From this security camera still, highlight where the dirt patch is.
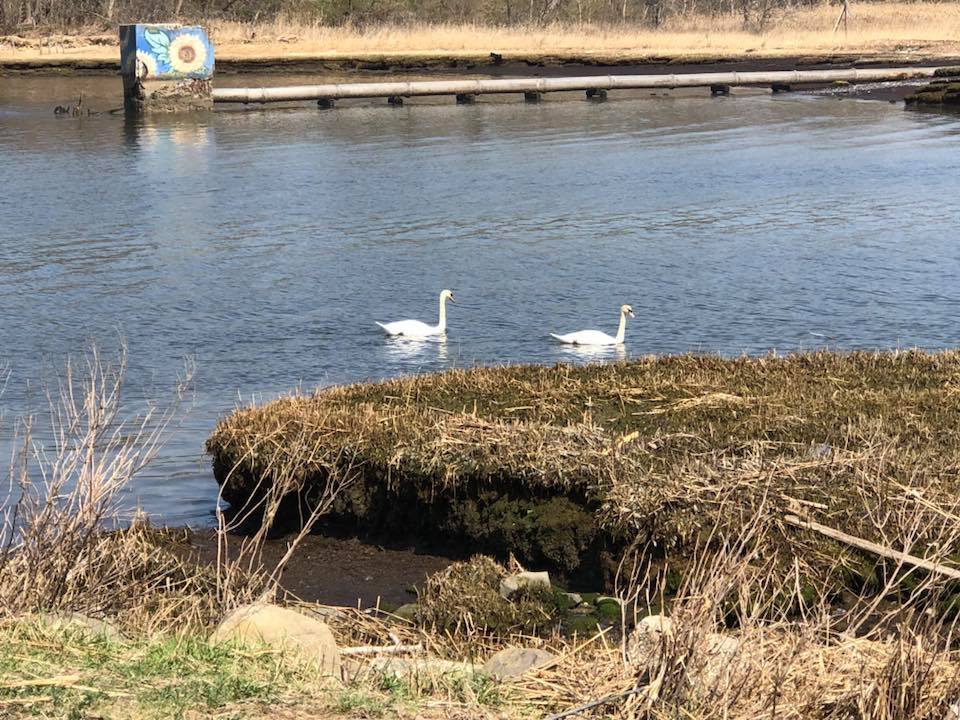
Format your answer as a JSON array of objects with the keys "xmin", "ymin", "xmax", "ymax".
[{"xmin": 186, "ymin": 529, "xmax": 454, "ymax": 607}]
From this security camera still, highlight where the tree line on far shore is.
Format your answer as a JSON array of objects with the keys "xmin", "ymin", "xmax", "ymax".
[{"xmin": 1, "ymin": 0, "xmax": 826, "ymax": 34}]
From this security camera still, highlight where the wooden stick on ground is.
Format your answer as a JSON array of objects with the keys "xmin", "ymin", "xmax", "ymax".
[
  {"xmin": 783, "ymin": 514, "xmax": 960, "ymax": 581},
  {"xmin": 341, "ymin": 643, "xmax": 423, "ymax": 656}
]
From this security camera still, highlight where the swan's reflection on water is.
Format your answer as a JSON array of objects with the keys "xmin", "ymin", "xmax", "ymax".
[
  {"xmin": 553, "ymin": 342, "xmax": 627, "ymax": 363},
  {"xmin": 381, "ymin": 335, "xmax": 450, "ymax": 365}
]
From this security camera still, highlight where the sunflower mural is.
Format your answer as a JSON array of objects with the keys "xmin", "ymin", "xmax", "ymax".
[{"xmin": 132, "ymin": 25, "xmax": 215, "ymax": 81}]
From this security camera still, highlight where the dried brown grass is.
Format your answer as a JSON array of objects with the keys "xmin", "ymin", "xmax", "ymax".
[
  {"xmin": 208, "ymin": 350, "xmax": 960, "ymax": 590},
  {"xmin": 0, "ymin": 343, "xmax": 351, "ymax": 636},
  {"xmin": 315, "ymin": 517, "xmax": 960, "ymax": 720},
  {"xmin": 5, "ymin": 4, "xmax": 960, "ymax": 63},
  {"xmin": 206, "ymin": 3, "xmax": 960, "ymax": 58},
  {"xmin": 0, "ymin": 345, "xmax": 217, "ymax": 633}
]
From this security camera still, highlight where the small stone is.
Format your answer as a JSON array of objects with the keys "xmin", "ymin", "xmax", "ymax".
[
  {"xmin": 570, "ymin": 605, "xmax": 594, "ymax": 616},
  {"xmin": 565, "ymin": 593, "xmax": 583, "ymax": 605},
  {"xmin": 499, "ymin": 571, "xmax": 550, "ymax": 599},
  {"xmin": 212, "ymin": 603, "xmax": 341, "ymax": 679},
  {"xmin": 482, "ymin": 647, "xmax": 554, "ymax": 680}
]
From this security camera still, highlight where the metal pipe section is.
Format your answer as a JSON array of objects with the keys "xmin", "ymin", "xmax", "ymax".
[{"xmin": 211, "ymin": 67, "xmax": 941, "ymax": 104}]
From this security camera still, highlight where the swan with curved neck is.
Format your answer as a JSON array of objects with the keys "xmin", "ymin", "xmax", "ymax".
[
  {"xmin": 551, "ymin": 304, "xmax": 635, "ymax": 346},
  {"xmin": 376, "ymin": 289, "xmax": 455, "ymax": 338}
]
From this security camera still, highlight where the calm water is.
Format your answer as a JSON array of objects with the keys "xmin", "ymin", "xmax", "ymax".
[{"xmin": 2, "ymin": 75, "xmax": 960, "ymax": 524}]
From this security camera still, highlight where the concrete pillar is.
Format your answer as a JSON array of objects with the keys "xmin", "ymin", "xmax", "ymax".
[{"xmin": 120, "ymin": 24, "xmax": 214, "ymax": 112}]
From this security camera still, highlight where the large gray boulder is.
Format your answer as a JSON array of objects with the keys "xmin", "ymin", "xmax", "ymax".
[
  {"xmin": 626, "ymin": 614, "xmax": 742, "ymax": 692},
  {"xmin": 212, "ymin": 603, "xmax": 341, "ymax": 679},
  {"xmin": 482, "ymin": 647, "xmax": 555, "ymax": 680}
]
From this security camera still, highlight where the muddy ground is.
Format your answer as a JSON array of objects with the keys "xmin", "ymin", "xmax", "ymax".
[{"xmin": 186, "ymin": 529, "xmax": 455, "ymax": 608}]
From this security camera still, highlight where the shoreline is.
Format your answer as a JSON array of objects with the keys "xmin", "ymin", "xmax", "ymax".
[{"xmin": 4, "ymin": 51, "xmax": 960, "ymax": 77}]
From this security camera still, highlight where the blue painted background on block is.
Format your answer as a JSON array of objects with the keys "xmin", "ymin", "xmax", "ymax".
[{"xmin": 120, "ymin": 24, "xmax": 214, "ymax": 81}]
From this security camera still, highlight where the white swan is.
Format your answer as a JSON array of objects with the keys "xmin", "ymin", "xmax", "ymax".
[
  {"xmin": 551, "ymin": 304, "xmax": 635, "ymax": 346},
  {"xmin": 376, "ymin": 289, "xmax": 455, "ymax": 338}
]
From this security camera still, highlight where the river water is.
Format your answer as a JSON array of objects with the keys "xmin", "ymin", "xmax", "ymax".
[{"xmin": 1, "ymin": 75, "xmax": 959, "ymax": 524}]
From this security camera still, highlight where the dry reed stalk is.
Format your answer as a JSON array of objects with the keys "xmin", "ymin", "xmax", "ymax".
[
  {"xmin": 0, "ymin": 344, "xmax": 203, "ymax": 631},
  {"xmin": 211, "ymin": 412, "xmax": 362, "ymax": 613}
]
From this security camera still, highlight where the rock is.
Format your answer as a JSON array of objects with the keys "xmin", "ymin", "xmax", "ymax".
[
  {"xmin": 626, "ymin": 615, "xmax": 741, "ymax": 691},
  {"xmin": 626, "ymin": 614, "xmax": 673, "ymax": 665},
  {"xmin": 570, "ymin": 605, "xmax": 594, "ymax": 616},
  {"xmin": 565, "ymin": 593, "xmax": 583, "ymax": 606},
  {"xmin": 393, "ymin": 603, "xmax": 419, "ymax": 622},
  {"xmin": 499, "ymin": 571, "xmax": 550, "ymax": 599},
  {"xmin": 212, "ymin": 603, "xmax": 340, "ymax": 679},
  {"xmin": 38, "ymin": 612, "xmax": 123, "ymax": 641},
  {"xmin": 685, "ymin": 632, "xmax": 743, "ymax": 691},
  {"xmin": 482, "ymin": 647, "xmax": 555, "ymax": 680}
]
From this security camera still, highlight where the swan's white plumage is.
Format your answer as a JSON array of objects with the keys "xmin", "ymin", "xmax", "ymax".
[
  {"xmin": 377, "ymin": 319, "xmax": 441, "ymax": 337},
  {"xmin": 551, "ymin": 304, "xmax": 635, "ymax": 346},
  {"xmin": 550, "ymin": 330, "xmax": 620, "ymax": 346},
  {"xmin": 377, "ymin": 289, "xmax": 455, "ymax": 338}
]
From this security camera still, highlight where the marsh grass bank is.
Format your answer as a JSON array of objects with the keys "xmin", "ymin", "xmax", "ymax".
[{"xmin": 208, "ymin": 350, "xmax": 960, "ymax": 600}]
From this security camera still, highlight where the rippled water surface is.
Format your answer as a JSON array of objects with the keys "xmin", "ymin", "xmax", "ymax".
[{"xmin": 2, "ymin": 75, "xmax": 960, "ymax": 523}]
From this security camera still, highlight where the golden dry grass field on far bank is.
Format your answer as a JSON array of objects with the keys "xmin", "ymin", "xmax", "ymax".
[{"xmin": 3, "ymin": 2, "xmax": 960, "ymax": 69}]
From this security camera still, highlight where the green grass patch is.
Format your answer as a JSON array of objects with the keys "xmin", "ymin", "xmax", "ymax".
[{"xmin": 0, "ymin": 620, "xmax": 311, "ymax": 719}]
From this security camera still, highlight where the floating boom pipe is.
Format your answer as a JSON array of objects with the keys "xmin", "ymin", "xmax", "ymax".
[{"xmin": 212, "ymin": 67, "xmax": 943, "ymax": 104}]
